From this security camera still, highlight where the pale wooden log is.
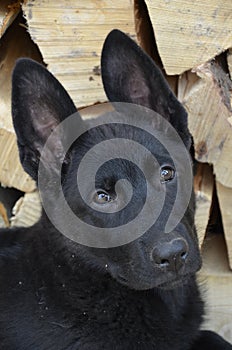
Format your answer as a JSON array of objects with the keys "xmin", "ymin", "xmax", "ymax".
[
  {"xmin": 216, "ymin": 182, "xmax": 232, "ymax": 269},
  {"xmin": 194, "ymin": 163, "xmax": 214, "ymax": 248},
  {"xmin": 23, "ymin": 0, "xmax": 136, "ymax": 108},
  {"xmin": 0, "ymin": 131, "xmax": 35, "ymax": 192},
  {"xmin": 11, "ymin": 191, "xmax": 41, "ymax": 227},
  {"xmin": 0, "ymin": 210, "xmax": 5, "ymax": 228},
  {"xmin": 145, "ymin": 0, "xmax": 232, "ymax": 75},
  {"xmin": 228, "ymin": 48, "xmax": 232, "ymax": 79},
  {"xmin": 134, "ymin": 0, "xmax": 160, "ymax": 65},
  {"xmin": 79, "ymin": 102, "xmax": 114, "ymax": 120},
  {"xmin": 0, "ymin": 0, "xmax": 20, "ymax": 37},
  {"xmin": 178, "ymin": 61, "xmax": 232, "ymax": 188},
  {"xmin": 199, "ymin": 234, "xmax": 232, "ymax": 343},
  {"xmin": 0, "ymin": 202, "xmax": 9, "ymax": 227},
  {"xmin": 134, "ymin": 0, "xmax": 178, "ymax": 95},
  {"xmin": 178, "ymin": 62, "xmax": 232, "ymax": 259},
  {"xmin": 0, "ymin": 12, "xmax": 42, "ymax": 191}
]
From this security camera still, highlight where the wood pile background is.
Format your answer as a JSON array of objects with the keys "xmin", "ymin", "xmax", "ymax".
[{"xmin": 0, "ymin": 0, "xmax": 231, "ymax": 341}]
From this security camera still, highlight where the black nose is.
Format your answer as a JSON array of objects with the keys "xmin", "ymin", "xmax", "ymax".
[{"xmin": 151, "ymin": 238, "xmax": 189, "ymax": 272}]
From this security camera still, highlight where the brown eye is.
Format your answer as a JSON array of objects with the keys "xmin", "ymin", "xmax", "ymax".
[
  {"xmin": 94, "ymin": 191, "xmax": 112, "ymax": 204},
  {"xmin": 160, "ymin": 166, "xmax": 175, "ymax": 183}
]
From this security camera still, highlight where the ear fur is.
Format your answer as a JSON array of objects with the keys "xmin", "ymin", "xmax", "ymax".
[
  {"xmin": 12, "ymin": 58, "xmax": 81, "ymax": 180},
  {"xmin": 101, "ymin": 30, "xmax": 191, "ymax": 148}
]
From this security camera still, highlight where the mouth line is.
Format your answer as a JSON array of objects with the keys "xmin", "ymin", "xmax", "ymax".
[
  {"xmin": 115, "ymin": 274, "xmax": 184, "ymax": 290},
  {"xmin": 111, "ymin": 267, "xmax": 194, "ymax": 291},
  {"xmin": 157, "ymin": 279, "xmax": 183, "ymax": 290},
  {"xmin": 156, "ymin": 274, "xmax": 192, "ymax": 290}
]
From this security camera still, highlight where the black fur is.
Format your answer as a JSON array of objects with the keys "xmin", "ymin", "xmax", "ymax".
[{"xmin": 0, "ymin": 29, "xmax": 231, "ymax": 350}]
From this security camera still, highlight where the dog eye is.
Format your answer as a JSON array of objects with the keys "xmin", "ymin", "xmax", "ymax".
[
  {"xmin": 160, "ymin": 166, "xmax": 175, "ymax": 183},
  {"xmin": 94, "ymin": 191, "xmax": 112, "ymax": 204}
]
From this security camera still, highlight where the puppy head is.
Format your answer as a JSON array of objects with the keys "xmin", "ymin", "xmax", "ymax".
[{"xmin": 12, "ymin": 30, "xmax": 201, "ymax": 290}]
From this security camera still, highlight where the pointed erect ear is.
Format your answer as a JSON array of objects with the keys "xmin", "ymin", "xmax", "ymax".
[
  {"xmin": 12, "ymin": 58, "xmax": 82, "ymax": 180},
  {"xmin": 101, "ymin": 30, "xmax": 191, "ymax": 148}
]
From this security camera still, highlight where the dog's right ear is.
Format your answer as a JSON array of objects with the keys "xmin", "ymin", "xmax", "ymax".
[{"xmin": 12, "ymin": 58, "xmax": 83, "ymax": 181}]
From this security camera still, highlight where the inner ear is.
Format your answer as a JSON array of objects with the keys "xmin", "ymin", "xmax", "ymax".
[
  {"xmin": 101, "ymin": 30, "xmax": 192, "ymax": 148},
  {"xmin": 101, "ymin": 30, "xmax": 173, "ymax": 115},
  {"xmin": 12, "ymin": 58, "xmax": 83, "ymax": 180},
  {"xmin": 101, "ymin": 32, "xmax": 154, "ymax": 111},
  {"xmin": 12, "ymin": 58, "xmax": 78, "ymax": 143}
]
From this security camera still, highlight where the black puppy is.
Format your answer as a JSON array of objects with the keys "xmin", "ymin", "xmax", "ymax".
[{"xmin": 0, "ymin": 30, "xmax": 231, "ymax": 350}]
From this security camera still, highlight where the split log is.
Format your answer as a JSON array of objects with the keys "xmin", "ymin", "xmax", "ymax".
[
  {"xmin": 199, "ymin": 234, "xmax": 232, "ymax": 343},
  {"xmin": 145, "ymin": 0, "xmax": 232, "ymax": 75},
  {"xmin": 178, "ymin": 60, "xmax": 232, "ymax": 188},
  {"xmin": 228, "ymin": 48, "xmax": 232, "ymax": 79},
  {"xmin": 134, "ymin": 0, "xmax": 178, "ymax": 94},
  {"xmin": 0, "ymin": 0, "xmax": 20, "ymax": 37},
  {"xmin": 11, "ymin": 191, "xmax": 41, "ymax": 227},
  {"xmin": 0, "ymin": 202, "xmax": 9, "ymax": 227},
  {"xmin": 23, "ymin": 0, "xmax": 136, "ymax": 108},
  {"xmin": 194, "ymin": 163, "xmax": 215, "ymax": 247},
  {"xmin": 216, "ymin": 182, "xmax": 232, "ymax": 269},
  {"xmin": 178, "ymin": 61, "xmax": 232, "ymax": 260}
]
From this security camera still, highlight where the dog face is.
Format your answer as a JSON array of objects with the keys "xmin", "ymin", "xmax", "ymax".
[{"xmin": 12, "ymin": 30, "xmax": 201, "ymax": 290}]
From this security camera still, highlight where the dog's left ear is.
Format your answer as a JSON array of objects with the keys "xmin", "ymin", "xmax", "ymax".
[{"xmin": 101, "ymin": 30, "xmax": 191, "ymax": 148}]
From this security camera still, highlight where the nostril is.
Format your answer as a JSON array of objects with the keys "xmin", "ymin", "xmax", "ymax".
[
  {"xmin": 180, "ymin": 251, "xmax": 188, "ymax": 261},
  {"xmin": 160, "ymin": 259, "xmax": 170, "ymax": 267}
]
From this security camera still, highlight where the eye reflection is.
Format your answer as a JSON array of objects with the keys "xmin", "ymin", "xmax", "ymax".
[
  {"xmin": 94, "ymin": 191, "xmax": 112, "ymax": 204},
  {"xmin": 160, "ymin": 166, "xmax": 175, "ymax": 183}
]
